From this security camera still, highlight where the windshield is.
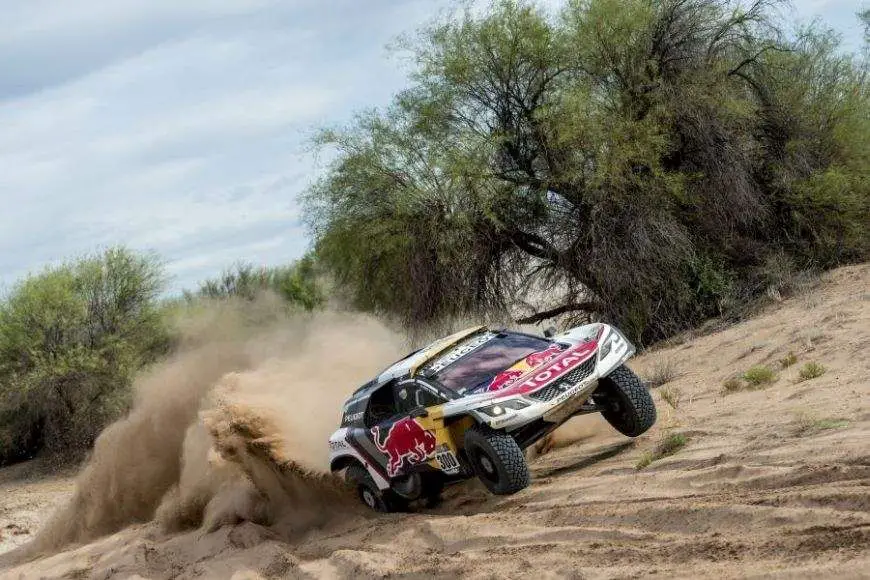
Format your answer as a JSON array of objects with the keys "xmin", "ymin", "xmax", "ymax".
[{"xmin": 434, "ymin": 333, "xmax": 553, "ymax": 394}]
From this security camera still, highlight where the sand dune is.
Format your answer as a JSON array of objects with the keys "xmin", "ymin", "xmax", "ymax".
[{"xmin": 1, "ymin": 263, "xmax": 868, "ymax": 579}]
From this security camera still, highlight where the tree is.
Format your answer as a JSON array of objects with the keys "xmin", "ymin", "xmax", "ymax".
[
  {"xmin": 0, "ymin": 247, "xmax": 172, "ymax": 464},
  {"xmin": 303, "ymin": 0, "xmax": 869, "ymax": 343}
]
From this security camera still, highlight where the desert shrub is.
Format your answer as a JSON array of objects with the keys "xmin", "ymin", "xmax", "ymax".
[
  {"xmin": 303, "ymin": 0, "xmax": 869, "ymax": 345},
  {"xmin": 743, "ymin": 365, "xmax": 777, "ymax": 387},
  {"xmin": 644, "ymin": 358, "xmax": 681, "ymax": 388},
  {"xmin": 0, "ymin": 247, "xmax": 172, "ymax": 464},
  {"xmin": 189, "ymin": 255, "xmax": 324, "ymax": 311},
  {"xmin": 779, "ymin": 351, "xmax": 798, "ymax": 368},
  {"xmin": 636, "ymin": 432, "xmax": 688, "ymax": 469},
  {"xmin": 792, "ymin": 411, "xmax": 849, "ymax": 436},
  {"xmin": 797, "ymin": 361, "xmax": 826, "ymax": 381},
  {"xmin": 722, "ymin": 376, "xmax": 745, "ymax": 394}
]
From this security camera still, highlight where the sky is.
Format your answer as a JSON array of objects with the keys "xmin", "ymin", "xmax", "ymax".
[{"xmin": 0, "ymin": 0, "xmax": 866, "ymax": 295}]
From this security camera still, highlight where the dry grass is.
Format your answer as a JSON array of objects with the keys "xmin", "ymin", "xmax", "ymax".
[
  {"xmin": 801, "ymin": 328, "xmax": 826, "ymax": 351},
  {"xmin": 792, "ymin": 411, "xmax": 849, "ymax": 436},
  {"xmin": 659, "ymin": 386, "xmax": 682, "ymax": 409},
  {"xmin": 636, "ymin": 432, "xmax": 688, "ymax": 469},
  {"xmin": 797, "ymin": 361, "xmax": 826, "ymax": 381},
  {"xmin": 643, "ymin": 358, "xmax": 681, "ymax": 388},
  {"xmin": 721, "ymin": 376, "xmax": 745, "ymax": 394}
]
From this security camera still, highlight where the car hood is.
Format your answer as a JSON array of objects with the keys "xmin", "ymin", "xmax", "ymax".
[{"xmin": 460, "ymin": 339, "xmax": 600, "ymax": 400}]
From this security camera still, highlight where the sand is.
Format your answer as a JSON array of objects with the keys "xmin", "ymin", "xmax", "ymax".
[{"xmin": 0, "ymin": 263, "xmax": 868, "ymax": 579}]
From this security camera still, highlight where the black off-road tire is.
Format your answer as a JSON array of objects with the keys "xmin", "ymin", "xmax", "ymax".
[
  {"xmin": 464, "ymin": 425, "xmax": 530, "ymax": 495},
  {"xmin": 345, "ymin": 464, "xmax": 406, "ymax": 513},
  {"xmin": 597, "ymin": 364, "xmax": 656, "ymax": 437}
]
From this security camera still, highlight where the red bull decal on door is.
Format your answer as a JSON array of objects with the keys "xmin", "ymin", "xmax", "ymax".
[{"xmin": 371, "ymin": 418, "xmax": 438, "ymax": 477}]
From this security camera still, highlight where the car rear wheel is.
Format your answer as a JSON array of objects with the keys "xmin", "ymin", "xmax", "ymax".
[
  {"xmin": 345, "ymin": 464, "xmax": 405, "ymax": 512},
  {"xmin": 596, "ymin": 364, "xmax": 656, "ymax": 437},
  {"xmin": 464, "ymin": 425, "xmax": 530, "ymax": 495}
]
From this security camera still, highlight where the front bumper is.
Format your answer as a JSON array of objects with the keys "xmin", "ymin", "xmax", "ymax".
[
  {"xmin": 480, "ymin": 373, "xmax": 600, "ymax": 430},
  {"xmin": 476, "ymin": 327, "xmax": 635, "ymax": 431}
]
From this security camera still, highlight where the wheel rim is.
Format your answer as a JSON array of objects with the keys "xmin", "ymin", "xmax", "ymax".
[
  {"xmin": 392, "ymin": 473, "xmax": 422, "ymax": 500},
  {"xmin": 472, "ymin": 447, "xmax": 499, "ymax": 484},
  {"xmin": 362, "ymin": 488, "xmax": 377, "ymax": 509}
]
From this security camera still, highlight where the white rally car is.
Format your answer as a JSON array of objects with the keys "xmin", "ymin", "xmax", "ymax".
[{"xmin": 328, "ymin": 323, "xmax": 655, "ymax": 512}]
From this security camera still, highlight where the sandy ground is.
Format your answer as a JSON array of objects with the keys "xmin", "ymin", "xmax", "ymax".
[{"xmin": 1, "ymin": 263, "xmax": 868, "ymax": 579}]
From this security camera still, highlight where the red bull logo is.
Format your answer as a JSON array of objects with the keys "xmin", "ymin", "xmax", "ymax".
[
  {"xmin": 524, "ymin": 343, "xmax": 564, "ymax": 367},
  {"xmin": 487, "ymin": 368, "xmax": 524, "ymax": 392},
  {"xmin": 371, "ymin": 418, "xmax": 437, "ymax": 477},
  {"xmin": 486, "ymin": 344, "xmax": 564, "ymax": 392}
]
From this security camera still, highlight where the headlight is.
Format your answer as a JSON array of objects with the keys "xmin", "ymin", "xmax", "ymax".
[{"xmin": 479, "ymin": 399, "xmax": 530, "ymax": 417}]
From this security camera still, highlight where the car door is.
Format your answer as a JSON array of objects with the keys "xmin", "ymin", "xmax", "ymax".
[{"xmin": 367, "ymin": 379, "xmax": 444, "ymax": 478}]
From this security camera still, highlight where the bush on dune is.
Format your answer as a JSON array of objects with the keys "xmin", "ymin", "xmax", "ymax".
[
  {"xmin": 0, "ymin": 248, "xmax": 329, "ymax": 466},
  {"xmin": 0, "ymin": 247, "xmax": 173, "ymax": 465}
]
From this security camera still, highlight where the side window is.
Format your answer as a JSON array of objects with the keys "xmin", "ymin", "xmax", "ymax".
[
  {"xmin": 393, "ymin": 381, "xmax": 444, "ymax": 415},
  {"xmin": 364, "ymin": 382, "xmax": 399, "ymax": 427},
  {"xmin": 393, "ymin": 382, "xmax": 417, "ymax": 415},
  {"xmin": 415, "ymin": 387, "xmax": 442, "ymax": 408}
]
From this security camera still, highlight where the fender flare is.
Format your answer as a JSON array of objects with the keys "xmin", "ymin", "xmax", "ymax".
[{"xmin": 330, "ymin": 454, "xmax": 364, "ymax": 474}]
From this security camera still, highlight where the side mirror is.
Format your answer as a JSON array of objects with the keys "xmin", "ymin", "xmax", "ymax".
[
  {"xmin": 410, "ymin": 406, "xmax": 429, "ymax": 418},
  {"xmin": 543, "ymin": 326, "xmax": 557, "ymax": 338}
]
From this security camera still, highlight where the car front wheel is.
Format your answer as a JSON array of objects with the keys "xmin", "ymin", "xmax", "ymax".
[
  {"xmin": 596, "ymin": 364, "xmax": 656, "ymax": 437},
  {"xmin": 464, "ymin": 425, "xmax": 530, "ymax": 495}
]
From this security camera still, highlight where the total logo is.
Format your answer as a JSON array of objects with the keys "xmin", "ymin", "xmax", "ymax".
[{"xmin": 498, "ymin": 341, "xmax": 598, "ymax": 397}]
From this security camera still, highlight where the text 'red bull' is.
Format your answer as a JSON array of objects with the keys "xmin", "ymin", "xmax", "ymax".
[{"xmin": 371, "ymin": 418, "xmax": 437, "ymax": 477}]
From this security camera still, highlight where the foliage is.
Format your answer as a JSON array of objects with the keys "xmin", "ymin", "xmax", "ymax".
[
  {"xmin": 743, "ymin": 364, "xmax": 777, "ymax": 386},
  {"xmin": 303, "ymin": 0, "xmax": 870, "ymax": 344},
  {"xmin": 792, "ymin": 410, "xmax": 848, "ymax": 436},
  {"xmin": 779, "ymin": 351, "xmax": 797, "ymax": 368},
  {"xmin": 186, "ymin": 255, "xmax": 325, "ymax": 311},
  {"xmin": 797, "ymin": 361, "xmax": 826, "ymax": 381},
  {"xmin": 0, "ymin": 247, "xmax": 173, "ymax": 464}
]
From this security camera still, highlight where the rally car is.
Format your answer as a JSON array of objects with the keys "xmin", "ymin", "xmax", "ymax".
[{"xmin": 328, "ymin": 323, "xmax": 655, "ymax": 512}]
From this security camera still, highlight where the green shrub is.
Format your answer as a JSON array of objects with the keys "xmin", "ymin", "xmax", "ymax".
[
  {"xmin": 779, "ymin": 351, "xmax": 798, "ymax": 368},
  {"xmin": 797, "ymin": 361, "xmax": 826, "ymax": 381},
  {"xmin": 190, "ymin": 255, "xmax": 324, "ymax": 311},
  {"xmin": 0, "ymin": 247, "xmax": 172, "ymax": 464},
  {"xmin": 793, "ymin": 411, "xmax": 849, "ymax": 435},
  {"xmin": 743, "ymin": 365, "xmax": 777, "ymax": 387}
]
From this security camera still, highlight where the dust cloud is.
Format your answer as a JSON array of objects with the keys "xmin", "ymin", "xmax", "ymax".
[{"xmin": 9, "ymin": 298, "xmax": 406, "ymax": 562}]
